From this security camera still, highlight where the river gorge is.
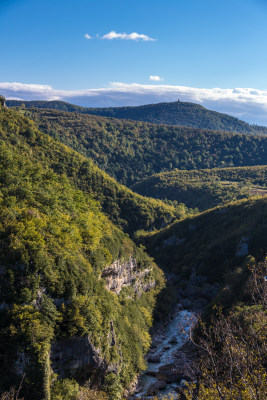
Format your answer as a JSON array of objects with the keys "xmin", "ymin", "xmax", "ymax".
[
  {"xmin": 134, "ymin": 308, "xmax": 197, "ymax": 398},
  {"xmin": 130, "ymin": 272, "xmax": 219, "ymax": 398}
]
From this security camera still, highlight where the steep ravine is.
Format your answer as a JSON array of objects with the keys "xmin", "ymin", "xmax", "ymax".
[
  {"xmin": 99, "ymin": 258, "xmax": 211, "ymax": 398},
  {"xmin": 133, "ymin": 309, "xmax": 197, "ymax": 399},
  {"xmin": 49, "ymin": 257, "xmax": 217, "ymax": 399}
]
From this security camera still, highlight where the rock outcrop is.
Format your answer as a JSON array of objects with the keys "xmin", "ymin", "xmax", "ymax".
[
  {"xmin": 148, "ymin": 355, "xmax": 161, "ymax": 363},
  {"xmin": 156, "ymin": 363, "xmax": 184, "ymax": 383},
  {"xmin": 101, "ymin": 257, "xmax": 155, "ymax": 295},
  {"xmin": 147, "ymin": 380, "xmax": 166, "ymax": 395},
  {"xmin": 51, "ymin": 335, "xmax": 118, "ymax": 387}
]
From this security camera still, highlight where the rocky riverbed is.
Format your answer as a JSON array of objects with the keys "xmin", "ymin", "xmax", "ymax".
[
  {"xmin": 133, "ymin": 308, "xmax": 197, "ymax": 399},
  {"xmin": 130, "ymin": 273, "xmax": 219, "ymax": 398}
]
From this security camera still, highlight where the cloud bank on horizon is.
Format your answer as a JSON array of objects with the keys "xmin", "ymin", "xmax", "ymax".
[{"xmin": 1, "ymin": 81, "xmax": 267, "ymax": 125}]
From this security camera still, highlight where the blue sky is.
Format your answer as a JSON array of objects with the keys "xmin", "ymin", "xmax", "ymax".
[{"xmin": 1, "ymin": 0, "xmax": 267, "ymax": 124}]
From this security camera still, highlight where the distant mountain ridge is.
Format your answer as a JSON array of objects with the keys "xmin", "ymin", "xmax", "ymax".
[{"xmin": 6, "ymin": 99, "xmax": 267, "ymax": 135}]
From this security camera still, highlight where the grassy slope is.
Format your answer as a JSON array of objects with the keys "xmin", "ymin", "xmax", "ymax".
[
  {"xmin": 6, "ymin": 99, "xmax": 267, "ymax": 135},
  {"xmin": 15, "ymin": 107, "xmax": 267, "ymax": 187},
  {"xmin": 131, "ymin": 166, "xmax": 267, "ymax": 211}
]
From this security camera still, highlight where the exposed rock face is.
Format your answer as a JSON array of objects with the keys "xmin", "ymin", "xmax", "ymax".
[
  {"xmin": 32, "ymin": 287, "xmax": 46, "ymax": 308},
  {"xmin": 101, "ymin": 257, "xmax": 155, "ymax": 295},
  {"xmin": 51, "ymin": 335, "xmax": 117, "ymax": 387}
]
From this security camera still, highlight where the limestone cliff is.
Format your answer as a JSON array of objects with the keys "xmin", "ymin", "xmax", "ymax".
[{"xmin": 101, "ymin": 257, "xmax": 155, "ymax": 295}]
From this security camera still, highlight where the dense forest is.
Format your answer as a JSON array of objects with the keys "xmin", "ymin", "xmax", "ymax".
[
  {"xmin": 132, "ymin": 166, "xmax": 267, "ymax": 210},
  {"xmin": 0, "ymin": 107, "xmax": 189, "ymax": 235},
  {"xmin": 7, "ymin": 99, "xmax": 267, "ymax": 135},
  {"xmin": 13, "ymin": 107, "xmax": 267, "ymax": 187}
]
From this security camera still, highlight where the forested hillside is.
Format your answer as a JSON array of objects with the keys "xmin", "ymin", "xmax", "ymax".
[
  {"xmin": 16, "ymin": 107, "xmax": 267, "ymax": 187},
  {"xmin": 0, "ymin": 104, "xmax": 167, "ymax": 399},
  {"xmin": 0, "ymin": 107, "xmax": 186, "ymax": 235},
  {"xmin": 7, "ymin": 99, "xmax": 267, "ymax": 135},
  {"xmin": 132, "ymin": 166, "xmax": 267, "ymax": 211},
  {"xmin": 143, "ymin": 196, "xmax": 267, "ymax": 281}
]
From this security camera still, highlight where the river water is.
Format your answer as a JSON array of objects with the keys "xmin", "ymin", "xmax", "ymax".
[{"xmin": 133, "ymin": 309, "xmax": 197, "ymax": 399}]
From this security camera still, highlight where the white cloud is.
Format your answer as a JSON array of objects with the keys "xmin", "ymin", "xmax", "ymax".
[
  {"xmin": 2, "ymin": 81, "xmax": 267, "ymax": 125},
  {"xmin": 149, "ymin": 75, "xmax": 162, "ymax": 81},
  {"xmin": 84, "ymin": 33, "xmax": 92, "ymax": 39},
  {"xmin": 101, "ymin": 31, "xmax": 156, "ymax": 41}
]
